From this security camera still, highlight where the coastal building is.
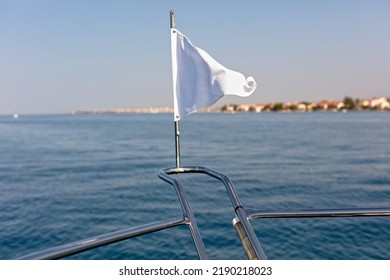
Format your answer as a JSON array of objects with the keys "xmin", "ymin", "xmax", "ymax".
[
  {"xmin": 370, "ymin": 97, "xmax": 390, "ymax": 110},
  {"xmin": 297, "ymin": 103, "xmax": 306, "ymax": 112},
  {"xmin": 337, "ymin": 102, "xmax": 345, "ymax": 110}
]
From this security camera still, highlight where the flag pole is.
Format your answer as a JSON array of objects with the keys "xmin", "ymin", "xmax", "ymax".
[
  {"xmin": 170, "ymin": 10, "xmax": 181, "ymax": 169},
  {"xmin": 174, "ymin": 119, "xmax": 180, "ymax": 169}
]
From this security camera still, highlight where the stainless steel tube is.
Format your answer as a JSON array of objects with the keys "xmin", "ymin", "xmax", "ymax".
[
  {"xmin": 19, "ymin": 215, "xmax": 186, "ymax": 260},
  {"xmin": 246, "ymin": 208, "xmax": 390, "ymax": 219}
]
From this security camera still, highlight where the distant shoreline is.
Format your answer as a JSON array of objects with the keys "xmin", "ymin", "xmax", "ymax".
[
  {"xmin": 2, "ymin": 109, "xmax": 389, "ymax": 118},
  {"xmin": 4, "ymin": 96, "xmax": 388, "ymax": 116},
  {"xmin": 72, "ymin": 96, "xmax": 389, "ymax": 115}
]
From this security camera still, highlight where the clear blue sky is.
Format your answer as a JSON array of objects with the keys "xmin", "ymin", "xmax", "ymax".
[{"xmin": 1, "ymin": 0, "xmax": 389, "ymax": 114}]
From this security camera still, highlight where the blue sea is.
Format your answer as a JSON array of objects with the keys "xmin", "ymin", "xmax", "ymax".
[{"xmin": 1, "ymin": 112, "xmax": 389, "ymax": 260}]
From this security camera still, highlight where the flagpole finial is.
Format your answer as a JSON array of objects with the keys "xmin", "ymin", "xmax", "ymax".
[{"xmin": 170, "ymin": 10, "xmax": 175, "ymax": 29}]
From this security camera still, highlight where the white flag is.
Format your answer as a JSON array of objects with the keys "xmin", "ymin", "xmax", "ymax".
[{"xmin": 171, "ymin": 28, "xmax": 257, "ymax": 120}]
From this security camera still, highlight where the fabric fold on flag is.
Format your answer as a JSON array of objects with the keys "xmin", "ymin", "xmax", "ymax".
[{"xmin": 171, "ymin": 28, "xmax": 257, "ymax": 120}]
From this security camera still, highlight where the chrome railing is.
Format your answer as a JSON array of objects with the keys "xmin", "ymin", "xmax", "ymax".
[{"xmin": 19, "ymin": 166, "xmax": 390, "ymax": 260}]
